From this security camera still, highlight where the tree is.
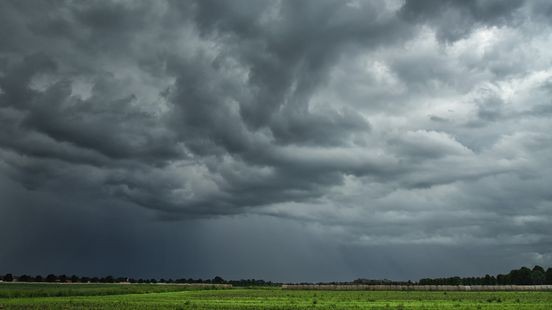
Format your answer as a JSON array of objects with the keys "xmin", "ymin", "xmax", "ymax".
[
  {"xmin": 46, "ymin": 274, "xmax": 57, "ymax": 282},
  {"xmin": 483, "ymin": 274, "xmax": 496, "ymax": 285},
  {"xmin": 531, "ymin": 266, "xmax": 546, "ymax": 285},
  {"xmin": 2, "ymin": 274, "xmax": 13, "ymax": 282},
  {"xmin": 545, "ymin": 268, "xmax": 552, "ymax": 285},
  {"xmin": 18, "ymin": 274, "xmax": 32, "ymax": 282},
  {"xmin": 103, "ymin": 276, "xmax": 114, "ymax": 283},
  {"xmin": 510, "ymin": 267, "xmax": 532, "ymax": 285},
  {"xmin": 496, "ymin": 274, "xmax": 510, "ymax": 285}
]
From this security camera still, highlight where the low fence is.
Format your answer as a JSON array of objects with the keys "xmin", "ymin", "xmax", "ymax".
[{"xmin": 282, "ymin": 284, "xmax": 552, "ymax": 291}]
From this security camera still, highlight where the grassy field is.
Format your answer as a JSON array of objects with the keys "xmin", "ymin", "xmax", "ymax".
[
  {"xmin": 1, "ymin": 283, "xmax": 552, "ymax": 309},
  {"xmin": 0, "ymin": 283, "xmax": 226, "ymax": 298}
]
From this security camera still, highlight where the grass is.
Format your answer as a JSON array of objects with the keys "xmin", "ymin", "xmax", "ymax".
[
  {"xmin": 1, "ymin": 283, "xmax": 552, "ymax": 309},
  {"xmin": 0, "ymin": 283, "xmax": 223, "ymax": 298}
]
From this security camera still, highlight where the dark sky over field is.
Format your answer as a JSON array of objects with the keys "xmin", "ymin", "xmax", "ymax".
[{"xmin": 1, "ymin": 0, "xmax": 552, "ymax": 282}]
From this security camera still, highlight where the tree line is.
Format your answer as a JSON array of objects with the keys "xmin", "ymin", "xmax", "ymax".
[
  {"xmin": 418, "ymin": 266, "xmax": 552, "ymax": 285},
  {"xmin": 0, "ymin": 274, "xmax": 277, "ymax": 287},
  {"xmin": 2, "ymin": 266, "xmax": 551, "ymax": 286}
]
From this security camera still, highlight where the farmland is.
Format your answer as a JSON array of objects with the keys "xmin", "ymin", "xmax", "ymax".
[{"xmin": 1, "ymin": 283, "xmax": 552, "ymax": 309}]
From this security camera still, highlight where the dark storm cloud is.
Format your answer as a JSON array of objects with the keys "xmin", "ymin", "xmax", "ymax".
[
  {"xmin": 400, "ymin": 0, "xmax": 525, "ymax": 42},
  {"xmin": 1, "ymin": 0, "xmax": 552, "ymax": 281},
  {"xmin": 0, "ymin": 0, "xmax": 411, "ymax": 216},
  {"xmin": 186, "ymin": 0, "xmax": 409, "ymax": 135}
]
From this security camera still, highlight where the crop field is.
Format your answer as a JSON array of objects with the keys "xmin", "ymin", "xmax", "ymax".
[
  {"xmin": 0, "ymin": 283, "xmax": 230, "ymax": 299},
  {"xmin": 1, "ymin": 283, "xmax": 552, "ymax": 309}
]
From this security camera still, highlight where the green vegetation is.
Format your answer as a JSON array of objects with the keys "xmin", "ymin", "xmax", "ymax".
[
  {"xmin": 0, "ymin": 283, "xmax": 224, "ymax": 298},
  {"xmin": 1, "ymin": 284, "xmax": 552, "ymax": 309}
]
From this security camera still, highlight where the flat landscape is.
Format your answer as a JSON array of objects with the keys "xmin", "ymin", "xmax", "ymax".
[
  {"xmin": 3, "ymin": 2, "xmax": 552, "ymax": 310},
  {"xmin": 1, "ymin": 283, "xmax": 552, "ymax": 309}
]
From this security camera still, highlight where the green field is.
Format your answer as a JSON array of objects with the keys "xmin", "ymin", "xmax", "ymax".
[{"xmin": 1, "ymin": 283, "xmax": 552, "ymax": 309}]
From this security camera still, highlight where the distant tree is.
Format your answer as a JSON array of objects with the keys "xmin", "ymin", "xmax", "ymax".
[
  {"xmin": 2, "ymin": 274, "xmax": 13, "ymax": 282},
  {"xmin": 213, "ymin": 276, "xmax": 225, "ymax": 284},
  {"xmin": 103, "ymin": 276, "xmax": 114, "ymax": 283},
  {"xmin": 531, "ymin": 266, "xmax": 546, "ymax": 285},
  {"xmin": 483, "ymin": 274, "xmax": 496, "ymax": 285},
  {"xmin": 45, "ymin": 274, "xmax": 57, "ymax": 282},
  {"xmin": 18, "ymin": 274, "xmax": 32, "ymax": 282},
  {"xmin": 496, "ymin": 274, "xmax": 510, "ymax": 285},
  {"xmin": 34, "ymin": 275, "xmax": 43, "ymax": 282},
  {"xmin": 510, "ymin": 267, "xmax": 532, "ymax": 285},
  {"xmin": 70, "ymin": 275, "xmax": 79, "ymax": 283},
  {"xmin": 546, "ymin": 268, "xmax": 552, "ymax": 285},
  {"xmin": 419, "ymin": 278, "xmax": 431, "ymax": 285}
]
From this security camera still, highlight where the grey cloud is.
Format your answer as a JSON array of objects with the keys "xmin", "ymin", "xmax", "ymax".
[
  {"xmin": 400, "ymin": 0, "xmax": 525, "ymax": 42},
  {"xmin": 1, "ymin": 0, "xmax": 552, "ymax": 281},
  {"xmin": 190, "ymin": 0, "xmax": 412, "ymax": 132},
  {"xmin": 476, "ymin": 92, "xmax": 504, "ymax": 122},
  {"xmin": 0, "ymin": 55, "xmax": 181, "ymax": 165}
]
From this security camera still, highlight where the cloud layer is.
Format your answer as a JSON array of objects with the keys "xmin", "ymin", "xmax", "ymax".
[{"xmin": 1, "ymin": 0, "xmax": 552, "ymax": 281}]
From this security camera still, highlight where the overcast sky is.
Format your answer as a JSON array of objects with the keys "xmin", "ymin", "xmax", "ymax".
[{"xmin": 1, "ymin": 0, "xmax": 552, "ymax": 282}]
